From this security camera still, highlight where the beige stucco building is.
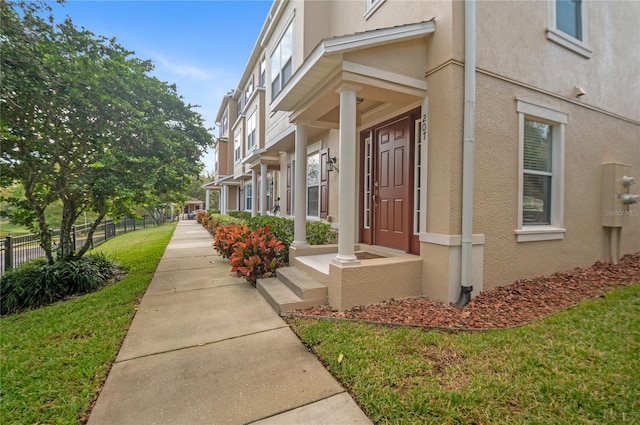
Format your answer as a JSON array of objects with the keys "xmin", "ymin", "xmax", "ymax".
[{"xmin": 211, "ymin": 0, "xmax": 640, "ymax": 311}]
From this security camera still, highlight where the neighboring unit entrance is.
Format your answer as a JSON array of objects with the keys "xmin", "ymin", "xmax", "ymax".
[{"xmin": 360, "ymin": 110, "xmax": 419, "ymax": 254}]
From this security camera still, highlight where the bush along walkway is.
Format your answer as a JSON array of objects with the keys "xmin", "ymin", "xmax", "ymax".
[{"xmin": 87, "ymin": 220, "xmax": 371, "ymax": 425}]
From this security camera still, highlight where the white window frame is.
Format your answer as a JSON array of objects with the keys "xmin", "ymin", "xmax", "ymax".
[
  {"xmin": 245, "ymin": 183, "xmax": 252, "ymax": 211},
  {"xmin": 270, "ymin": 21, "xmax": 293, "ymax": 100},
  {"xmin": 515, "ymin": 99, "xmax": 567, "ymax": 242},
  {"xmin": 246, "ymin": 111, "xmax": 257, "ymax": 153},
  {"xmin": 234, "ymin": 133, "xmax": 242, "ymax": 163},
  {"xmin": 245, "ymin": 75, "xmax": 254, "ymax": 103},
  {"xmin": 414, "ymin": 118, "xmax": 427, "ymax": 235},
  {"xmin": 259, "ymin": 54, "xmax": 266, "ymax": 87},
  {"xmin": 364, "ymin": 0, "xmax": 386, "ymax": 20},
  {"xmin": 363, "ymin": 136, "xmax": 372, "ymax": 229},
  {"xmin": 220, "ymin": 111, "xmax": 228, "ymax": 137},
  {"xmin": 546, "ymin": 0, "xmax": 592, "ymax": 58}
]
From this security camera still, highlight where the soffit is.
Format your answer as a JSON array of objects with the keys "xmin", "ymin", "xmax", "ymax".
[{"xmin": 272, "ymin": 20, "xmax": 435, "ymax": 115}]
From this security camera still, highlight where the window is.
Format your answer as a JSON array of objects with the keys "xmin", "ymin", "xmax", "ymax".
[
  {"xmin": 246, "ymin": 111, "xmax": 257, "ymax": 152},
  {"xmin": 516, "ymin": 99, "xmax": 567, "ymax": 242},
  {"xmin": 245, "ymin": 183, "xmax": 252, "ymax": 211},
  {"xmin": 237, "ymin": 95, "xmax": 243, "ymax": 117},
  {"xmin": 523, "ymin": 120, "xmax": 552, "ymax": 225},
  {"xmin": 547, "ymin": 0, "xmax": 591, "ymax": 58},
  {"xmin": 307, "ymin": 153, "xmax": 320, "ymax": 217},
  {"xmin": 266, "ymin": 175, "xmax": 273, "ymax": 212},
  {"xmin": 220, "ymin": 111, "xmax": 228, "ymax": 137},
  {"xmin": 365, "ymin": 0, "xmax": 386, "ymax": 20},
  {"xmin": 414, "ymin": 118, "xmax": 426, "ymax": 235},
  {"xmin": 245, "ymin": 76, "xmax": 254, "ymax": 103},
  {"xmin": 556, "ymin": 0, "xmax": 582, "ymax": 40},
  {"xmin": 212, "ymin": 147, "xmax": 218, "ymax": 173},
  {"xmin": 259, "ymin": 54, "xmax": 266, "ymax": 87},
  {"xmin": 363, "ymin": 137, "xmax": 372, "ymax": 228},
  {"xmin": 271, "ymin": 21, "xmax": 293, "ymax": 100},
  {"xmin": 234, "ymin": 133, "xmax": 241, "ymax": 163}
]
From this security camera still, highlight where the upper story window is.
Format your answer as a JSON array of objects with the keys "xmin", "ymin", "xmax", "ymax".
[
  {"xmin": 212, "ymin": 147, "xmax": 218, "ymax": 173},
  {"xmin": 556, "ymin": 0, "xmax": 582, "ymax": 40},
  {"xmin": 245, "ymin": 76, "xmax": 254, "ymax": 103},
  {"xmin": 259, "ymin": 54, "xmax": 266, "ymax": 87},
  {"xmin": 364, "ymin": 0, "xmax": 386, "ymax": 20},
  {"xmin": 515, "ymin": 99, "xmax": 567, "ymax": 242},
  {"xmin": 234, "ymin": 133, "xmax": 242, "ymax": 163},
  {"xmin": 222, "ymin": 111, "xmax": 229, "ymax": 135},
  {"xmin": 237, "ymin": 95, "xmax": 244, "ymax": 117},
  {"xmin": 270, "ymin": 21, "xmax": 293, "ymax": 100},
  {"xmin": 246, "ymin": 111, "xmax": 257, "ymax": 152},
  {"xmin": 546, "ymin": 0, "xmax": 592, "ymax": 58}
]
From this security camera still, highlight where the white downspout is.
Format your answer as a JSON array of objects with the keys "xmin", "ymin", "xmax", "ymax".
[{"xmin": 456, "ymin": 0, "xmax": 476, "ymax": 308}]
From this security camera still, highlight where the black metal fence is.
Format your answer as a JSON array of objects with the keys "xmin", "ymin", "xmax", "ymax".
[{"xmin": 1, "ymin": 215, "xmax": 172, "ymax": 274}]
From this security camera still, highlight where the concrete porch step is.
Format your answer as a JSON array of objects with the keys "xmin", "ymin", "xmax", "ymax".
[
  {"xmin": 276, "ymin": 266, "xmax": 327, "ymax": 300},
  {"xmin": 257, "ymin": 267, "xmax": 327, "ymax": 314}
]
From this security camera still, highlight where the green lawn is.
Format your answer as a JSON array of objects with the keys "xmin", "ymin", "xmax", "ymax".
[
  {"xmin": 0, "ymin": 219, "xmax": 31, "ymax": 237},
  {"xmin": 0, "ymin": 223, "xmax": 176, "ymax": 425},
  {"xmin": 289, "ymin": 284, "xmax": 640, "ymax": 425}
]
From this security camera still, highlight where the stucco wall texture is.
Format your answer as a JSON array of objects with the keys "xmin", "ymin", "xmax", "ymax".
[{"xmin": 474, "ymin": 73, "xmax": 640, "ymax": 291}]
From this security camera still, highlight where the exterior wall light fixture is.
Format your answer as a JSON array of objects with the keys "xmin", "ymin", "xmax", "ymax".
[{"xmin": 327, "ymin": 156, "xmax": 337, "ymax": 172}]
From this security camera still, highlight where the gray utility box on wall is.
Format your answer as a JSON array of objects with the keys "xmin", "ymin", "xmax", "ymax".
[{"xmin": 601, "ymin": 162, "xmax": 638, "ymax": 227}]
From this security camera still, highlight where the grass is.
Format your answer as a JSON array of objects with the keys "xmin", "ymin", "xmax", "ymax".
[
  {"xmin": 0, "ymin": 223, "xmax": 176, "ymax": 425},
  {"xmin": 0, "ymin": 219, "xmax": 31, "ymax": 237},
  {"xmin": 288, "ymin": 283, "xmax": 640, "ymax": 425}
]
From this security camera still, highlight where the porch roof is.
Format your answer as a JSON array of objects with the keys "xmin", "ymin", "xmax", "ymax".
[{"xmin": 271, "ymin": 20, "xmax": 435, "ymax": 118}]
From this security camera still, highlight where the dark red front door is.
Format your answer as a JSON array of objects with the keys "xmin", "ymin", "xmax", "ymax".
[{"xmin": 374, "ymin": 117, "xmax": 411, "ymax": 251}]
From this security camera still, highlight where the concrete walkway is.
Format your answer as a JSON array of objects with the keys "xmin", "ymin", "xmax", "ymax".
[{"xmin": 88, "ymin": 220, "xmax": 372, "ymax": 425}]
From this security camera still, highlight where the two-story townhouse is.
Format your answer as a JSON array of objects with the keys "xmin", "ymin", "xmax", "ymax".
[{"xmin": 217, "ymin": 0, "xmax": 639, "ymax": 312}]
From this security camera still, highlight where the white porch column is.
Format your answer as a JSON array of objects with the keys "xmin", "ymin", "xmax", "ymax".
[
  {"xmin": 333, "ymin": 85, "xmax": 360, "ymax": 265},
  {"xmin": 205, "ymin": 189, "xmax": 211, "ymax": 210},
  {"xmin": 224, "ymin": 185, "xmax": 229, "ymax": 214},
  {"xmin": 260, "ymin": 163, "xmax": 268, "ymax": 215},
  {"xmin": 292, "ymin": 123, "xmax": 309, "ymax": 248},
  {"xmin": 251, "ymin": 169, "xmax": 258, "ymax": 217},
  {"xmin": 220, "ymin": 185, "xmax": 225, "ymax": 214}
]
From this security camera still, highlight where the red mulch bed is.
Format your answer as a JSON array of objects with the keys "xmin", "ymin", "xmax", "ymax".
[{"xmin": 295, "ymin": 252, "xmax": 640, "ymax": 330}]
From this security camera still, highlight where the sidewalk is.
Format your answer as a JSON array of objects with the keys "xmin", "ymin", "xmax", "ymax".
[{"xmin": 87, "ymin": 220, "xmax": 372, "ymax": 425}]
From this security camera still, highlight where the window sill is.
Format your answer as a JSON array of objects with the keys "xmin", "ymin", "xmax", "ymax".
[
  {"xmin": 546, "ymin": 28, "xmax": 593, "ymax": 59},
  {"xmin": 515, "ymin": 226, "xmax": 566, "ymax": 242}
]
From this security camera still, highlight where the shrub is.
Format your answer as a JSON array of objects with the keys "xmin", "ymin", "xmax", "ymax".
[
  {"xmin": 229, "ymin": 226, "xmax": 285, "ymax": 285},
  {"xmin": 213, "ymin": 224, "xmax": 252, "ymax": 259},
  {"xmin": 195, "ymin": 210, "xmax": 207, "ymax": 224},
  {"xmin": 247, "ymin": 215, "xmax": 294, "ymax": 244},
  {"xmin": 227, "ymin": 210, "xmax": 251, "ymax": 220},
  {"xmin": 207, "ymin": 214, "xmax": 243, "ymax": 235},
  {"xmin": 245, "ymin": 215, "xmax": 336, "ymax": 263},
  {"xmin": 208, "ymin": 209, "xmax": 221, "ymax": 215},
  {"xmin": 0, "ymin": 254, "xmax": 121, "ymax": 315},
  {"xmin": 306, "ymin": 220, "xmax": 337, "ymax": 245}
]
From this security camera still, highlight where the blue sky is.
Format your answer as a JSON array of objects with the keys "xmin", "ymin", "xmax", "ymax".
[{"xmin": 49, "ymin": 0, "xmax": 274, "ymax": 172}]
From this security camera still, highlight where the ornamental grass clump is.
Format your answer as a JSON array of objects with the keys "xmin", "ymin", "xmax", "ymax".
[{"xmin": 0, "ymin": 253, "xmax": 120, "ymax": 315}]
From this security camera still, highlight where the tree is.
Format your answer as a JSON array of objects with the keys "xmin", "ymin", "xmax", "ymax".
[{"xmin": 0, "ymin": 0, "xmax": 213, "ymax": 263}]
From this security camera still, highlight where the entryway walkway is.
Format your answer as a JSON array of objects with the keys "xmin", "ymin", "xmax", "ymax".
[{"xmin": 87, "ymin": 220, "xmax": 371, "ymax": 425}]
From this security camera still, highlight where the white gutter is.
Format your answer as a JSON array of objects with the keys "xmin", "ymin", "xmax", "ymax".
[{"xmin": 457, "ymin": 0, "xmax": 476, "ymax": 308}]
